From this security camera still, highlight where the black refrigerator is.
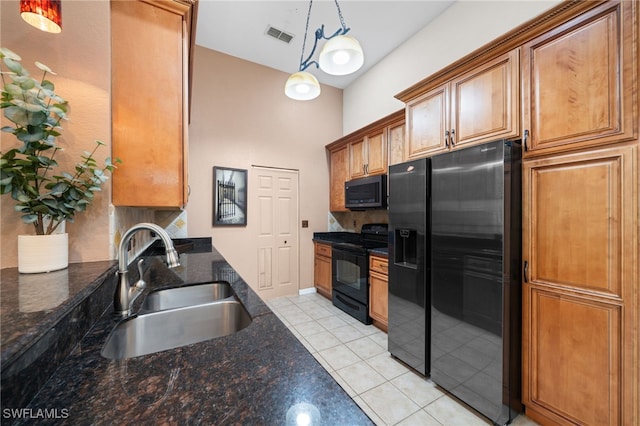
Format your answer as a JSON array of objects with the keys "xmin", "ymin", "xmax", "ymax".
[
  {"xmin": 388, "ymin": 158, "xmax": 430, "ymax": 376},
  {"xmin": 430, "ymin": 139, "xmax": 522, "ymax": 425}
]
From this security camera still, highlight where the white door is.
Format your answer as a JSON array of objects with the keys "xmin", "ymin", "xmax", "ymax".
[{"xmin": 250, "ymin": 166, "xmax": 299, "ymax": 299}]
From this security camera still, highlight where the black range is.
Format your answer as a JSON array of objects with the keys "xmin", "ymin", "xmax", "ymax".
[{"xmin": 315, "ymin": 224, "xmax": 388, "ymax": 324}]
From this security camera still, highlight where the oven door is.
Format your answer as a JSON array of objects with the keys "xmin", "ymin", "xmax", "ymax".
[{"xmin": 331, "ymin": 246, "xmax": 368, "ymax": 303}]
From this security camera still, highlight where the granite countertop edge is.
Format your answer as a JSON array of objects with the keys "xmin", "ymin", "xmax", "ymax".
[
  {"xmin": 2, "ymin": 240, "xmax": 373, "ymax": 425},
  {"xmin": 1, "ymin": 260, "xmax": 118, "ymax": 367}
]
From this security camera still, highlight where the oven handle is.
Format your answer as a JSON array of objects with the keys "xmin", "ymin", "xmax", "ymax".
[{"xmin": 335, "ymin": 292, "xmax": 360, "ymax": 311}]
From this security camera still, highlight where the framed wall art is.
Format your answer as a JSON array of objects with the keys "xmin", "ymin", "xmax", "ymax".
[{"xmin": 213, "ymin": 167, "xmax": 247, "ymax": 226}]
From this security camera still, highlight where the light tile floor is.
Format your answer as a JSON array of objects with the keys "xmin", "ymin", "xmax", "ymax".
[{"xmin": 266, "ymin": 292, "xmax": 540, "ymax": 426}]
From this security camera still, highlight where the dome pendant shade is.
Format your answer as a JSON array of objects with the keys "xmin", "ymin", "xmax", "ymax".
[
  {"xmin": 319, "ymin": 35, "xmax": 364, "ymax": 76},
  {"xmin": 20, "ymin": 0, "xmax": 62, "ymax": 33},
  {"xmin": 285, "ymin": 71, "xmax": 321, "ymax": 101}
]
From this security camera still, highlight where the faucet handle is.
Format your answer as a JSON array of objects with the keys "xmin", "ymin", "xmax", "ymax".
[{"xmin": 134, "ymin": 259, "xmax": 147, "ymax": 291}]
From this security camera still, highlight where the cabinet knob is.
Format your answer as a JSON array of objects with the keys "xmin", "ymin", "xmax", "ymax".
[
  {"xmin": 450, "ymin": 129, "xmax": 455, "ymax": 146},
  {"xmin": 444, "ymin": 130, "xmax": 450, "ymax": 148},
  {"xmin": 524, "ymin": 129, "xmax": 530, "ymax": 151}
]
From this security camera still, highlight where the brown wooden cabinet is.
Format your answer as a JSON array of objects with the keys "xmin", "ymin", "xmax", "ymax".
[
  {"xmin": 405, "ymin": 49, "xmax": 520, "ymax": 160},
  {"xmin": 520, "ymin": 3, "xmax": 639, "ymax": 425},
  {"xmin": 314, "ymin": 242, "xmax": 332, "ymax": 299},
  {"xmin": 111, "ymin": 0, "xmax": 196, "ymax": 208},
  {"xmin": 388, "ymin": 119, "xmax": 406, "ymax": 166},
  {"xmin": 522, "ymin": 143, "xmax": 638, "ymax": 426},
  {"xmin": 326, "ymin": 110, "xmax": 404, "ymax": 212},
  {"xmin": 522, "ymin": 0, "xmax": 637, "ymax": 156},
  {"xmin": 329, "ymin": 145, "xmax": 349, "ymax": 212},
  {"xmin": 406, "ymin": 84, "xmax": 448, "ymax": 159},
  {"xmin": 369, "ymin": 254, "xmax": 388, "ymax": 331},
  {"xmin": 349, "ymin": 129, "xmax": 387, "ymax": 179}
]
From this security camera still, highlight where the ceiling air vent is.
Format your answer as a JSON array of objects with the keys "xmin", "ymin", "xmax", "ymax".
[{"xmin": 265, "ymin": 25, "xmax": 294, "ymax": 44}]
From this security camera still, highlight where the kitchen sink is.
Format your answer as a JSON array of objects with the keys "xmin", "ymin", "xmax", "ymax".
[
  {"xmin": 101, "ymin": 300, "xmax": 252, "ymax": 360},
  {"xmin": 139, "ymin": 281, "xmax": 232, "ymax": 313}
]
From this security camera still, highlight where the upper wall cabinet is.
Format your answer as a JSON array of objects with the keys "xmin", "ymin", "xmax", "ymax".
[
  {"xmin": 405, "ymin": 49, "xmax": 520, "ymax": 159},
  {"xmin": 522, "ymin": 0, "xmax": 637, "ymax": 156},
  {"xmin": 111, "ymin": 0, "xmax": 197, "ymax": 208},
  {"xmin": 387, "ymin": 119, "xmax": 406, "ymax": 166},
  {"xmin": 326, "ymin": 110, "xmax": 404, "ymax": 212},
  {"xmin": 349, "ymin": 129, "xmax": 387, "ymax": 179},
  {"xmin": 329, "ymin": 145, "xmax": 349, "ymax": 212}
]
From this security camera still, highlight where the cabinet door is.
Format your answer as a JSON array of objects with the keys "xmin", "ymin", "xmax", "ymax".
[
  {"xmin": 522, "ymin": 144, "xmax": 637, "ymax": 426},
  {"xmin": 329, "ymin": 146, "xmax": 349, "ymax": 212},
  {"xmin": 388, "ymin": 121, "xmax": 405, "ymax": 166},
  {"xmin": 314, "ymin": 256, "xmax": 332, "ymax": 298},
  {"xmin": 522, "ymin": 1, "xmax": 636, "ymax": 155},
  {"xmin": 406, "ymin": 84, "xmax": 449, "ymax": 159},
  {"xmin": 365, "ymin": 130, "xmax": 387, "ymax": 176},
  {"xmin": 369, "ymin": 270, "xmax": 388, "ymax": 328},
  {"xmin": 450, "ymin": 49, "xmax": 520, "ymax": 148},
  {"xmin": 349, "ymin": 138, "xmax": 367, "ymax": 179},
  {"xmin": 523, "ymin": 286, "xmax": 622, "ymax": 426},
  {"xmin": 111, "ymin": 0, "xmax": 190, "ymax": 207}
]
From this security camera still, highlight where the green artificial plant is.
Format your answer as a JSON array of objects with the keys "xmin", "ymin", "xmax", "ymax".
[{"xmin": 0, "ymin": 47, "xmax": 119, "ymax": 235}]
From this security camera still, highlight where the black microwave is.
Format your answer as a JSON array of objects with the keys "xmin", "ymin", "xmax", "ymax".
[{"xmin": 344, "ymin": 175, "xmax": 387, "ymax": 210}]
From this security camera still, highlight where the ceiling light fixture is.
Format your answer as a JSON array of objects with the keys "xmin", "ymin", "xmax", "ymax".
[
  {"xmin": 284, "ymin": 0, "xmax": 364, "ymax": 101},
  {"xmin": 20, "ymin": 0, "xmax": 62, "ymax": 34}
]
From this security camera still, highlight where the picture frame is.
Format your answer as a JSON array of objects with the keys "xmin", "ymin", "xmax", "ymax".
[{"xmin": 213, "ymin": 167, "xmax": 247, "ymax": 226}]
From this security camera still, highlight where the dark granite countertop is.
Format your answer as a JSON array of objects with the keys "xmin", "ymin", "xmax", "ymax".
[
  {"xmin": 369, "ymin": 247, "xmax": 388, "ymax": 257},
  {"xmin": 1, "ymin": 260, "xmax": 117, "ymax": 367},
  {"xmin": 312, "ymin": 231, "xmax": 360, "ymax": 245},
  {"xmin": 1, "ymin": 240, "xmax": 372, "ymax": 425}
]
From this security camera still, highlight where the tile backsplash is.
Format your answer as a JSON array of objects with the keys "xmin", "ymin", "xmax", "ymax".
[
  {"xmin": 329, "ymin": 210, "xmax": 388, "ymax": 232},
  {"xmin": 111, "ymin": 207, "xmax": 188, "ymax": 262}
]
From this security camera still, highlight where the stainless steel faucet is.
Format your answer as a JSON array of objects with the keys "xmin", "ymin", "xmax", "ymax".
[{"xmin": 114, "ymin": 223, "xmax": 180, "ymax": 317}]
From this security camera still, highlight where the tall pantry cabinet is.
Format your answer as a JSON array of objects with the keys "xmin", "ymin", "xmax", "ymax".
[{"xmin": 521, "ymin": 1, "xmax": 638, "ymax": 425}]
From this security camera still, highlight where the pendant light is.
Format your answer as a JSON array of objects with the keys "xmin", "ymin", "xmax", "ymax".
[
  {"xmin": 20, "ymin": 0, "xmax": 62, "ymax": 34},
  {"xmin": 284, "ymin": 0, "xmax": 321, "ymax": 101},
  {"xmin": 284, "ymin": 71, "xmax": 321, "ymax": 101},
  {"xmin": 284, "ymin": 0, "xmax": 364, "ymax": 100},
  {"xmin": 318, "ymin": 0, "xmax": 363, "ymax": 76},
  {"xmin": 319, "ymin": 35, "xmax": 364, "ymax": 76}
]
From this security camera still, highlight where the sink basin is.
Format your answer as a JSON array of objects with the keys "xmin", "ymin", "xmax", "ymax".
[
  {"xmin": 101, "ymin": 300, "xmax": 252, "ymax": 360},
  {"xmin": 139, "ymin": 282, "xmax": 232, "ymax": 313}
]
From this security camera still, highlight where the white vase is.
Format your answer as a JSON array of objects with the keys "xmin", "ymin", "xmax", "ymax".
[{"xmin": 18, "ymin": 233, "xmax": 69, "ymax": 274}]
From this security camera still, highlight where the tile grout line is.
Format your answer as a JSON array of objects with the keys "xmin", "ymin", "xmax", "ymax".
[{"xmin": 267, "ymin": 294, "xmax": 470, "ymax": 425}]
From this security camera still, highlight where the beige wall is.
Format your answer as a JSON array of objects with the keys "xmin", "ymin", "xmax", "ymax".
[
  {"xmin": 0, "ymin": 0, "xmax": 112, "ymax": 268},
  {"xmin": 186, "ymin": 47, "xmax": 343, "ymax": 292}
]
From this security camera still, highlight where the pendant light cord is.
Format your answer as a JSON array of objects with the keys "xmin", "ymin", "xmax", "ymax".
[
  {"xmin": 298, "ymin": 0, "xmax": 314, "ymax": 72},
  {"xmin": 334, "ymin": 0, "xmax": 347, "ymax": 31}
]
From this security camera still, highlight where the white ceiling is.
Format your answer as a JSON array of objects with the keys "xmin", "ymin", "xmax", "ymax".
[{"xmin": 195, "ymin": 1, "xmax": 455, "ymax": 89}]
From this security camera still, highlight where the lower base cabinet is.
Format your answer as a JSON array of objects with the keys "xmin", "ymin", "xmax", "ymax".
[
  {"xmin": 314, "ymin": 242, "xmax": 332, "ymax": 299},
  {"xmin": 369, "ymin": 254, "xmax": 388, "ymax": 332}
]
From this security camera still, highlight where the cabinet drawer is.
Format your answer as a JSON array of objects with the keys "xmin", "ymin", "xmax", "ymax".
[
  {"xmin": 315, "ymin": 243, "xmax": 332, "ymax": 258},
  {"xmin": 369, "ymin": 255, "xmax": 388, "ymax": 275}
]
